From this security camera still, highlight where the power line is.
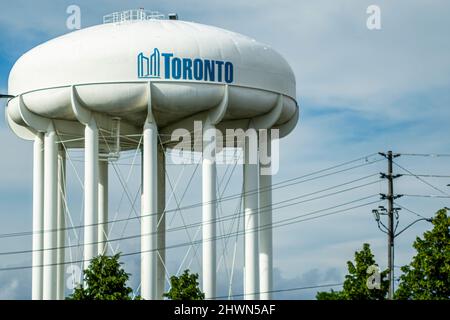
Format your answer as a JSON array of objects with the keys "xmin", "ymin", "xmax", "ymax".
[
  {"xmin": 213, "ymin": 283, "xmax": 344, "ymax": 299},
  {"xmin": 393, "ymin": 202, "xmax": 429, "ymax": 220},
  {"xmin": 0, "ymin": 197, "xmax": 379, "ymax": 271},
  {"xmin": 402, "ymin": 174, "xmax": 450, "ymax": 178},
  {"xmin": 393, "ymin": 160, "xmax": 450, "ymax": 196},
  {"xmin": 0, "ymin": 192, "xmax": 378, "ymax": 257},
  {"xmin": 0, "ymin": 157, "xmax": 382, "ymax": 240},
  {"xmin": 0, "ymin": 181, "xmax": 378, "ymax": 252},
  {"xmin": 269, "ymin": 198, "xmax": 379, "ymax": 231},
  {"xmin": 68, "ymin": 152, "xmax": 383, "ymax": 203},
  {"xmin": 0, "ymin": 199, "xmax": 379, "ymax": 272},
  {"xmin": 254, "ymin": 154, "xmax": 380, "ymax": 190},
  {"xmin": 403, "ymin": 194, "xmax": 450, "ymax": 199},
  {"xmin": 398, "ymin": 153, "xmax": 450, "ymax": 157},
  {"xmin": 0, "ymin": 175, "xmax": 379, "ymax": 241}
]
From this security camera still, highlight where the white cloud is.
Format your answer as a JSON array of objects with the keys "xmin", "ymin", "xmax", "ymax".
[
  {"xmin": 0, "ymin": 278, "xmax": 20, "ymax": 299},
  {"xmin": 0, "ymin": 264, "xmax": 31, "ymax": 299}
]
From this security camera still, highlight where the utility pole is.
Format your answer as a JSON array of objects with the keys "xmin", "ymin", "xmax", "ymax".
[
  {"xmin": 378, "ymin": 151, "xmax": 401, "ymax": 300},
  {"xmin": 372, "ymin": 151, "xmax": 434, "ymax": 299},
  {"xmin": 386, "ymin": 151, "xmax": 395, "ymax": 300}
]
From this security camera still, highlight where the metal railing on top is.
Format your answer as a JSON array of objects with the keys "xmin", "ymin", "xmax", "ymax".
[{"xmin": 103, "ymin": 9, "xmax": 165, "ymax": 24}]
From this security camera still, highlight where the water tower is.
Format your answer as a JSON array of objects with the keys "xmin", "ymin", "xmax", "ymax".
[{"xmin": 5, "ymin": 9, "xmax": 299, "ymax": 300}]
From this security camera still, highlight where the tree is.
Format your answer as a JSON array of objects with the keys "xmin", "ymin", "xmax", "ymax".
[
  {"xmin": 316, "ymin": 289, "xmax": 343, "ymax": 300},
  {"xmin": 395, "ymin": 209, "xmax": 450, "ymax": 300},
  {"xmin": 163, "ymin": 269, "xmax": 205, "ymax": 300},
  {"xmin": 316, "ymin": 243, "xmax": 389, "ymax": 300},
  {"xmin": 67, "ymin": 253, "xmax": 137, "ymax": 300}
]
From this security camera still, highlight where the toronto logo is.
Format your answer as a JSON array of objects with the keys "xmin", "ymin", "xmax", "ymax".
[
  {"xmin": 137, "ymin": 48, "xmax": 161, "ymax": 78},
  {"xmin": 137, "ymin": 48, "xmax": 234, "ymax": 83}
]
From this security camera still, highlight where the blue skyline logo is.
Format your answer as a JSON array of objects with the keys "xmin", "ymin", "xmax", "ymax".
[
  {"xmin": 137, "ymin": 48, "xmax": 161, "ymax": 78},
  {"xmin": 137, "ymin": 49, "xmax": 234, "ymax": 84}
]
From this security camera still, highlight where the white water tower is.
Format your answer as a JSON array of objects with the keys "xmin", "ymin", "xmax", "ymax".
[{"xmin": 5, "ymin": 9, "xmax": 299, "ymax": 300}]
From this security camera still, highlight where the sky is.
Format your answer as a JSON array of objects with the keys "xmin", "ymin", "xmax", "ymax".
[{"xmin": 0, "ymin": 0, "xmax": 449, "ymax": 299}]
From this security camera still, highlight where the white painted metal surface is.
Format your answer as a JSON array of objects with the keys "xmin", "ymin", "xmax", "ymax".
[
  {"xmin": 56, "ymin": 147, "xmax": 66, "ymax": 300},
  {"xmin": 141, "ymin": 115, "xmax": 158, "ymax": 300},
  {"xmin": 98, "ymin": 160, "xmax": 108, "ymax": 255},
  {"xmin": 156, "ymin": 145, "xmax": 166, "ymax": 299},
  {"xmin": 243, "ymin": 138, "xmax": 260, "ymax": 300},
  {"xmin": 43, "ymin": 123, "xmax": 57, "ymax": 300},
  {"xmin": 259, "ymin": 136, "xmax": 273, "ymax": 300},
  {"xmin": 84, "ymin": 118, "xmax": 99, "ymax": 268},
  {"xmin": 8, "ymin": 20, "xmax": 295, "ymax": 97},
  {"xmin": 5, "ymin": 15, "xmax": 299, "ymax": 301},
  {"xmin": 202, "ymin": 120, "xmax": 217, "ymax": 299},
  {"xmin": 32, "ymin": 133, "xmax": 44, "ymax": 300},
  {"xmin": 7, "ymin": 19, "xmax": 298, "ymax": 136}
]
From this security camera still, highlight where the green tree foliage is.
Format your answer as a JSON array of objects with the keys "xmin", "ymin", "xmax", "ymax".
[
  {"xmin": 316, "ymin": 243, "xmax": 389, "ymax": 300},
  {"xmin": 316, "ymin": 289, "xmax": 343, "ymax": 300},
  {"xmin": 67, "ymin": 253, "xmax": 137, "ymax": 300},
  {"xmin": 163, "ymin": 269, "xmax": 205, "ymax": 300},
  {"xmin": 395, "ymin": 209, "xmax": 450, "ymax": 300}
]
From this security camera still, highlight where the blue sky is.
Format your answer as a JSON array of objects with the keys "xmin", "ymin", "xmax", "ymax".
[{"xmin": 0, "ymin": 0, "xmax": 449, "ymax": 299}]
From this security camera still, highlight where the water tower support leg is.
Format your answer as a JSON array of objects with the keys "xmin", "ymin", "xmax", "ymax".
[
  {"xmin": 202, "ymin": 121, "xmax": 217, "ymax": 299},
  {"xmin": 259, "ymin": 135, "xmax": 272, "ymax": 300},
  {"xmin": 243, "ymin": 136, "xmax": 260, "ymax": 300},
  {"xmin": 84, "ymin": 118, "xmax": 99, "ymax": 270},
  {"xmin": 43, "ymin": 124, "xmax": 58, "ymax": 300},
  {"xmin": 56, "ymin": 147, "xmax": 66, "ymax": 300},
  {"xmin": 98, "ymin": 160, "xmax": 108, "ymax": 255},
  {"xmin": 32, "ymin": 133, "xmax": 44, "ymax": 300},
  {"xmin": 156, "ymin": 144, "xmax": 166, "ymax": 299},
  {"xmin": 141, "ymin": 119, "xmax": 158, "ymax": 300}
]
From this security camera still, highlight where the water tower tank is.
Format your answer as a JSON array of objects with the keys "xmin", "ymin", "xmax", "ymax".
[{"xmin": 5, "ymin": 9, "xmax": 299, "ymax": 301}]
